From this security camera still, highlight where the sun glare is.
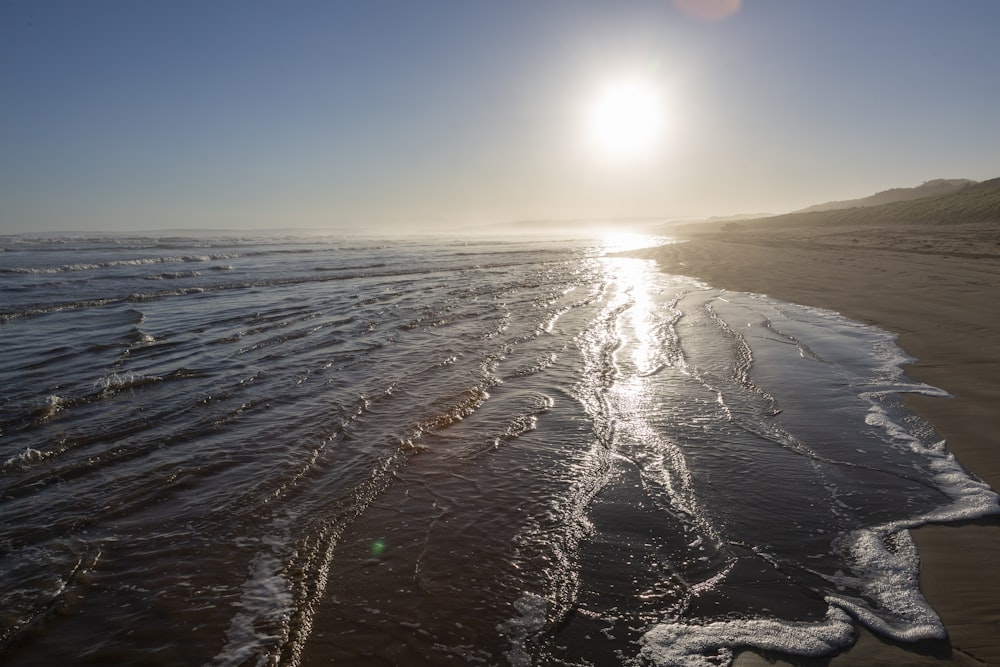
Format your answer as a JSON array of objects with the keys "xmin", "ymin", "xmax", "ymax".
[
  {"xmin": 601, "ymin": 231, "xmax": 660, "ymax": 253},
  {"xmin": 584, "ymin": 78, "xmax": 666, "ymax": 163}
]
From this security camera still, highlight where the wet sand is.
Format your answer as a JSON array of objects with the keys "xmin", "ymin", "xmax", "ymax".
[{"xmin": 629, "ymin": 224, "xmax": 1000, "ymax": 665}]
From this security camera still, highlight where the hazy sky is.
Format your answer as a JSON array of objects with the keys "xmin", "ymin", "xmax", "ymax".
[{"xmin": 2, "ymin": 0, "xmax": 999, "ymax": 234}]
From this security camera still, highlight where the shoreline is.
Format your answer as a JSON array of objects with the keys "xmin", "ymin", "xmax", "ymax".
[{"xmin": 627, "ymin": 230, "xmax": 1000, "ymax": 665}]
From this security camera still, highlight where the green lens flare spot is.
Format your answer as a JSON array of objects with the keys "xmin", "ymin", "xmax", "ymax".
[{"xmin": 370, "ymin": 539, "xmax": 386, "ymax": 556}]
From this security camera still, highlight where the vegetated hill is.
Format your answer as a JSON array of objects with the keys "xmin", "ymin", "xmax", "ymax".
[
  {"xmin": 798, "ymin": 178, "xmax": 977, "ymax": 213},
  {"xmin": 700, "ymin": 212, "xmax": 775, "ymax": 223},
  {"xmin": 734, "ymin": 176, "xmax": 1000, "ymax": 230}
]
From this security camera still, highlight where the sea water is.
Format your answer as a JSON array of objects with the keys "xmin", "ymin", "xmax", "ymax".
[{"xmin": 0, "ymin": 232, "xmax": 996, "ymax": 666}]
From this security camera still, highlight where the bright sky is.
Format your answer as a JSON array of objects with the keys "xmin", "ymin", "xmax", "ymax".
[{"xmin": 2, "ymin": 0, "xmax": 999, "ymax": 234}]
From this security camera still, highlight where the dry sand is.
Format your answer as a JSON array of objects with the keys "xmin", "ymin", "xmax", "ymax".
[{"xmin": 629, "ymin": 223, "xmax": 1000, "ymax": 665}]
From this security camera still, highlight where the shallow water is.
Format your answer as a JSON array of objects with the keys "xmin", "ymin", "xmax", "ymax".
[{"xmin": 0, "ymin": 233, "xmax": 995, "ymax": 666}]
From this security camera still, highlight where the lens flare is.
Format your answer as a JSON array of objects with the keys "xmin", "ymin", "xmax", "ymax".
[{"xmin": 673, "ymin": 0, "xmax": 742, "ymax": 22}]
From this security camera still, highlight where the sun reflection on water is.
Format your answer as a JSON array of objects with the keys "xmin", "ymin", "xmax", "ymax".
[
  {"xmin": 599, "ymin": 232, "xmax": 672, "ymax": 254},
  {"xmin": 601, "ymin": 255, "xmax": 666, "ymax": 377}
]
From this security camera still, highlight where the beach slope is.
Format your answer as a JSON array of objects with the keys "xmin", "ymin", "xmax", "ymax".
[{"xmin": 629, "ymin": 203, "xmax": 1000, "ymax": 664}]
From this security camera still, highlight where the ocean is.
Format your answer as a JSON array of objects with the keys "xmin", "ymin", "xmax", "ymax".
[{"xmin": 0, "ymin": 232, "xmax": 996, "ymax": 666}]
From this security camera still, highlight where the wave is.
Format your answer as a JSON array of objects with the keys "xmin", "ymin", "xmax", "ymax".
[
  {"xmin": 0, "ymin": 257, "xmax": 573, "ymax": 322},
  {"xmin": 641, "ymin": 607, "xmax": 856, "ymax": 667},
  {"xmin": 142, "ymin": 270, "xmax": 202, "ymax": 280},
  {"xmin": 2, "ymin": 445, "xmax": 58, "ymax": 471},
  {"xmin": 0, "ymin": 254, "xmax": 242, "ymax": 275}
]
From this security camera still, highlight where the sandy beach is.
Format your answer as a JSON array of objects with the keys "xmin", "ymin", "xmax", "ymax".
[{"xmin": 630, "ymin": 222, "xmax": 1000, "ymax": 665}]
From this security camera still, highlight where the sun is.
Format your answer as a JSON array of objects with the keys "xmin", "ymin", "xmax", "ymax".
[{"xmin": 583, "ymin": 77, "xmax": 666, "ymax": 163}]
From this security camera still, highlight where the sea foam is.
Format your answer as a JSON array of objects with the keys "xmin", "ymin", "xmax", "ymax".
[{"xmin": 640, "ymin": 607, "xmax": 856, "ymax": 667}]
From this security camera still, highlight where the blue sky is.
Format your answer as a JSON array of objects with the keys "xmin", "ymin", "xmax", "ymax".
[{"xmin": 2, "ymin": 0, "xmax": 999, "ymax": 233}]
